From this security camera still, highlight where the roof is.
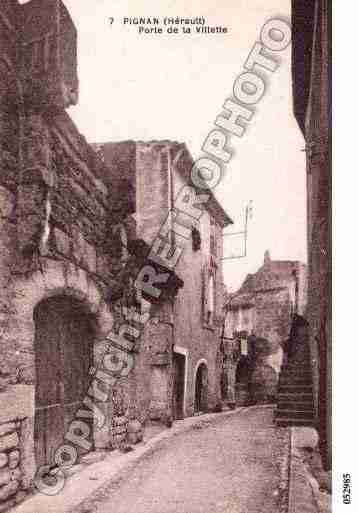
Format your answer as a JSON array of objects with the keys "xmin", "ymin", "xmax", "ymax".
[
  {"xmin": 226, "ymin": 256, "xmax": 306, "ymax": 309},
  {"xmin": 92, "ymin": 140, "xmax": 234, "ymax": 228},
  {"xmin": 171, "ymin": 142, "xmax": 233, "ymax": 227}
]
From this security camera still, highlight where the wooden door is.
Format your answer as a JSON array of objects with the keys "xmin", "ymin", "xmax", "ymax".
[
  {"xmin": 34, "ymin": 296, "xmax": 94, "ymax": 468},
  {"xmin": 173, "ymin": 353, "xmax": 185, "ymax": 420},
  {"xmin": 195, "ymin": 364, "xmax": 208, "ymax": 414}
]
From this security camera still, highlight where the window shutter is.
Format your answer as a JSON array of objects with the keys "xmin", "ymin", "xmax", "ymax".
[{"xmin": 202, "ymin": 263, "xmax": 209, "ymax": 322}]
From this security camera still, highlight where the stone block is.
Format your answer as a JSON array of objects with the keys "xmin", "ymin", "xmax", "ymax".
[
  {"xmin": 127, "ymin": 420, "xmax": 142, "ymax": 434},
  {"xmin": 0, "ymin": 455, "xmax": 8, "ymax": 470},
  {"xmin": 151, "ymin": 353, "xmax": 170, "ymax": 366},
  {"xmin": 114, "ymin": 433, "xmax": 126, "ymax": 442},
  {"xmin": 8, "ymin": 451, "xmax": 20, "ymax": 470},
  {"xmin": 316, "ymin": 471, "xmax": 331, "ymax": 493},
  {"xmin": 292, "ymin": 427, "xmax": 319, "ymax": 450},
  {"xmin": 53, "ymin": 227, "xmax": 71, "ymax": 256},
  {"xmin": 113, "ymin": 425, "xmax": 126, "ymax": 436},
  {"xmin": 0, "ymin": 385, "xmax": 35, "ymax": 424},
  {"xmin": 0, "ymin": 480, "xmax": 19, "ymax": 502},
  {"xmin": 0, "ymin": 186, "xmax": 15, "ymax": 219},
  {"xmin": 0, "ymin": 498, "xmax": 16, "ymax": 513},
  {"xmin": 0, "ymin": 469, "xmax": 11, "ymax": 487},
  {"xmin": 82, "ymin": 239, "xmax": 97, "ymax": 273},
  {"xmin": 19, "ymin": 417, "xmax": 36, "ymax": 490},
  {"xmin": 0, "ymin": 433, "xmax": 19, "ymax": 453},
  {"xmin": 96, "ymin": 255, "xmax": 109, "ymax": 277},
  {"xmin": 318, "ymin": 490, "xmax": 331, "ymax": 513},
  {"xmin": 93, "ymin": 402, "xmax": 112, "ymax": 450},
  {"xmin": 0, "ymin": 423, "xmax": 15, "ymax": 438},
  {"xmin": 0, "ymin": 379, "xmax": 9, "ymax": 394},
  {"xmin": 111, "ymin": 434, "xmax": 126, "ymax": 449},
  {"xmin": 15, "ymin": 490, "xmax": 28, "ymax": 505},
  {"xmin": 149, "ymin": 408, "xmax": 162, "ymax": 421},
  {"xmin": 113, "ymin": 416, "xmax": 128, "ymax": 427},
  {"xmin": 20, "ymin": 0, "xmax": 78, "ymax": 110},
  {"xmin": 251, "ymin": 364, "xmax": 277, "ymax": 403},
  {"xmin": 10, "ymin": 468, "xmax": 22, "ymax": 482},
  {"xmin": 127, "ymin": 432, "xmax": 142, "ymax": 445}
]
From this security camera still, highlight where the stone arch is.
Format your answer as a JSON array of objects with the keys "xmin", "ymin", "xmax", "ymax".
[
  {"xmin": 12, "ymin": 260, "xmax": 113, "ymax": 348},
  {"xmin": 194, "ymin": 359, "xmax": 209, "ymax": 414},
  {"xmin": 10, "ymin": 259, "xmax": 114, "ymax": 484},
  {"xmin": 33, "ymin": 295, "xmax": 97, "ymax": 468}
]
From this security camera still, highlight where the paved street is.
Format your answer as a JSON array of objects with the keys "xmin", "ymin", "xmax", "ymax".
[{"xmin": 73, "ymin": 407, "xmax": 283, "ymax": 513}]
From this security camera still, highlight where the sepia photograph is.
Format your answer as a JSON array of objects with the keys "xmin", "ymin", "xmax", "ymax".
[{"xmin": 0, "ymin": 1, "xmax": 331, "ymax": 512}]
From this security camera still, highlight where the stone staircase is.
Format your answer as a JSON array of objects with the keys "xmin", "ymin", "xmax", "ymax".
[{"xmin": 275, "ymin": 347, "xmax": 316, "ymax": 427}]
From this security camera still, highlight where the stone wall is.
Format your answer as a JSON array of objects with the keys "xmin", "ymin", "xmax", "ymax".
[
  {"xmin": 108, "ymin": 299, "xmax": 174, "ymax": 448},
  {"xmin": 0, "ymin": 386, "xmax": 35, "ymax": 511},
  {"xmin": 0, "ymin": 420, "xmax": 25, "ymax": 511},
  {"xmin": 224, "ymin": 284, "xmax": 294, "ymax": 405},
  {"xmin": 254, "ymin": 288, "xmax": 293, "ymax": 346},
  {"xmin": 135, "ymin": 143, "xmax": 171, "ymax": 245},
  {"xmin": 0, "ymin": 4, "xmax": 231, "ymax": 510},
  {"xmin": 0, "ymin": 11, "xmax": 120, "ymax": 502},
  {"xmin": 292, "ymin": 0, "xmax": 331, "ymax": 469},
  {"xmin": 172, "ymin": 158, "xmax": 225, "ymax": 415},
  {"xmin": 96, "ymin": 141, "xmax": 229, "ymax": 418}
]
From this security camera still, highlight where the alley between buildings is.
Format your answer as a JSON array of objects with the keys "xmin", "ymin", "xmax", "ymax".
[{"xmin": 71, "ymin": 407, "xmax": 284, "ymax": 513}]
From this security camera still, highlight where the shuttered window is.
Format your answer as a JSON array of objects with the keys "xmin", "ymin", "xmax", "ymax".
[{"xmin": 202, "ymin": 262, "xmax": 216, "ymax": 327}]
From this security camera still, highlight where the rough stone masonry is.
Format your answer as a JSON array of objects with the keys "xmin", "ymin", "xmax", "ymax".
[{"xmin": 0, "ymin": 1, "xmax": 232, "ymax": 508}]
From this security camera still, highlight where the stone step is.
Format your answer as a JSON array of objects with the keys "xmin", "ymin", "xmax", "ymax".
[
  {"xmin": 275, "ymin": 418, "xmax": 315, "ymax": 427},
  {"xmin": 275, "ymin": 409, "xmax": 315, "ymax": 420},
  {"xmin": 277, "ymin": 392, "xmax": 313, "ymax": 401},
  {"xmin": 280, "ymin": 366, "xmax": 312, "ymax": 375},
  {"xmin": 276, "ymin": 401, "xmax": 314, "ymax": 411},
  {"xmin": 284, "ymin": 364, "xmax": 312, "ymax": 374},
  {"xmin": 279, "ymin": 375, "xmax": 312, "ymax": 385},
  {"xmin": 278, "ymin": 384, "xmax": 313, "ymax": 394}
]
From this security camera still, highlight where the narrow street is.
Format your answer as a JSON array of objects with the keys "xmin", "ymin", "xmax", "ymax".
[{"xmin": 73, "ymin": 407, "xmax": 284, "ymax": 513}]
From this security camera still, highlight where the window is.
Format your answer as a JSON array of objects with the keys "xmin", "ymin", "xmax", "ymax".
[
  {"xmin": 202, "ymin": 263, "xmax": 216, "ymax": 327},
  {"xmin": 207, "ymin": 274, "xmax": 215, "ymax": 324}
]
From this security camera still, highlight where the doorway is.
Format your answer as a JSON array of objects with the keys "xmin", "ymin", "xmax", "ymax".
[
  {"xmin": 173, "ymin": 352, "xmax": 186, "ymax": 420},
  {"xmin": 194, "ymin": 362, "xmax": 208, "ymax": 414},
  {"xmin": 235, "ymin": 356, "xmax": 251, "ymax": 405},
  {"xmin": 34, "ymin": 295, "xmax": 95, "ymax": 468}
]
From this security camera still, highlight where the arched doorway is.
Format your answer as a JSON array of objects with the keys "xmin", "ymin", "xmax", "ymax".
[
  {"xmin": 194, "ymin": 362, "xmax": 208, "ymax": 414},
  {"xmin": 235, "ymin": 356, "xmax": 251, "ymax": 405},
  {"xmin": 34, "ymin": 295, "xmax": 96, "ymax": 468}
]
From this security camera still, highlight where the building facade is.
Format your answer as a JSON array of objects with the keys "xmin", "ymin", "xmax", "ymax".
[
  {"xmin": 223, "ymin": 251, "xmax": 307, "ymax": 405},
  {"xmin": 292, "ymin": 0, "xmax": 331, "ymax": 469},
  {"xmin": 0, "ymin": 1, "xmax": 232, "ymax": 508},
  {"xmin": 93, "ymin": 141, "xmax": 232, "ymax": 421}
]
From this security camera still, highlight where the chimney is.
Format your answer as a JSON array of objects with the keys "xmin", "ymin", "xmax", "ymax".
[{"xmin": 264, "ymin": 250, "xmax": 271, "ymax": 266}]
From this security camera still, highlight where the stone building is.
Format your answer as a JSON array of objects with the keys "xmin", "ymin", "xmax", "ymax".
[
  {"xmin": 292, "ymin": 0, "xmax": 331, "ymax": 470},
  {"xmin": 0, "ymin": 1, "xmax": 232, "ymax": 508},
  {"xmin": 92, "ymin": 141, "xmax": 233, "ymax": 421},
  {"xmin": 223, "ymin": 251, "xmax": 307, "ymax": 405}
]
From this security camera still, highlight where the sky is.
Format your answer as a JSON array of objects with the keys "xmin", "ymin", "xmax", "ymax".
[{"xmin": 57, "ymin": 0, "xmax": 307, "ymax": 291}]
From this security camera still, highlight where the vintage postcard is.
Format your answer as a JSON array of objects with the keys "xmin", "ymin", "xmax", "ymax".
[{"xmin": 0, "ymin": 1, "xmax": 332, "ymax": 512}]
